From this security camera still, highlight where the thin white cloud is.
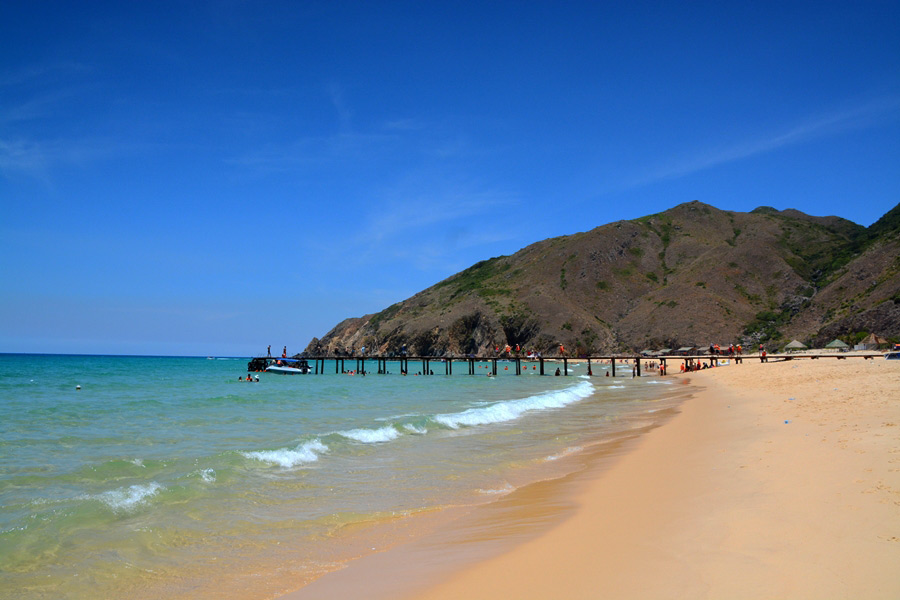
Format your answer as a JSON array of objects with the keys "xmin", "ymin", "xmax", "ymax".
[
  {"xmin": 0, "ymin": 139, "xmax": 49, "ymax": 174},
  {"xmin": 227, "ymin": 129, "xmax": 398, "ymax": 172},
  {"xmin": 0, "ymin": 88, "xmax": 85, "ymax": 125},
  {"xmin": 618, "ymin": 96, "xmax": 900, "ymax": 191},
  {"xmin": 327, "ymin": 82, "xmax": 353, "ymax": 133},
  {"xmin": 359, "ymin": 187, "xmax": 515, "ymax": 245},
  {"xmin": 0, "ymin": 136, "xmax": 140, "ymax": 178}
]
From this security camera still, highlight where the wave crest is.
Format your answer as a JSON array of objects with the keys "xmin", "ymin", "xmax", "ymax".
[
  {"xmin": 242, "ymin": 439, "xmax": 328, "ymax": 468},
  {"xmin": 338, "ymin": 426, "xmax": 400, "ymax": 443},
  {"xmin": 435, "ymin": 381, "xmax": 594, "ymax": 429},
  {"xmin": 92, "ymin": 482, "xmax": 163, "ymax": 512}
]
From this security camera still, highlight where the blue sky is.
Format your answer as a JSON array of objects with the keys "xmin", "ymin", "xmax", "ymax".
[{"xmin": 1, "ymin": 1, "xmax": 898, "ymax": 356}]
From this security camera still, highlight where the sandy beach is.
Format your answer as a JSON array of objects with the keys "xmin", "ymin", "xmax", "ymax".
[{"xmin": 287, "ymin": 357, "xmax": 900, "ymax": 599}]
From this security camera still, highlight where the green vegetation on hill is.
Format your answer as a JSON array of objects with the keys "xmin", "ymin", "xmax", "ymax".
[{"xmin": 308, "ymin": 202, "xmax": 900, "ymax": 356}]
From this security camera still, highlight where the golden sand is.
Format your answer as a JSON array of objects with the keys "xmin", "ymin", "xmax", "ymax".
[{"xmin": 284, "ymin": 358, "xmax": 900, "ymax": 599}]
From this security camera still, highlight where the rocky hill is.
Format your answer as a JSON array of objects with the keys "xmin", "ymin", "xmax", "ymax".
[{"xmin": 305, "ymin": 201, "xmax": 900, "ymax": 356}]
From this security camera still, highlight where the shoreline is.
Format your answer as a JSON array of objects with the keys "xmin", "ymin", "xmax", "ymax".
[
  {"xmin": 278, "ymin": 381, "xmax": 687, "ymax": 600},
  {"xmin": 280, "ymin": 358, "xmax": 900, "ymax": 599}
]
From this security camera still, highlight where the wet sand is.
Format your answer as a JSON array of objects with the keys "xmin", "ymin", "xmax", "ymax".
[{"xmin": 282, "ymin": 357, "xmax": 900, "ymax": 599}]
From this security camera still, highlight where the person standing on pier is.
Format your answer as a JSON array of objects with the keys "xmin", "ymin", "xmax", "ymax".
[
  {"xmin": 267, "ymin": 345, "xmax": 271, "ymax": 357},
  {"xmin": 282, "ymin": 346, "xmax": 287, "ymax": 358}
]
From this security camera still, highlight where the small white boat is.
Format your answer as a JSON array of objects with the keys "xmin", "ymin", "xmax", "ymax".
[
  {"xmin": 264, "ymin": 358, "xmax": 312, "ymax": 374},
  {"xmin": 247, "ymin": 356, "xmax": 313, "ymax": 374},
  {"xmin": 266, "ymin": 363, "xmax": 311, "ymax": 374}
]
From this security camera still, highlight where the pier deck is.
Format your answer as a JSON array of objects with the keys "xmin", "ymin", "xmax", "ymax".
[{"xmin": 254, "ymin": 352, "xmax": 882, "ymax": 377}]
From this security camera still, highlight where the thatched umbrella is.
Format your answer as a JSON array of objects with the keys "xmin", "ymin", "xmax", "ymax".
[
  {"xmin": 825, "ymin": 339, "xmax": 850, "ymax": 351},
  {"xmin": 783, "ymin": 340, "xmax": 808, "ymax": 352}
]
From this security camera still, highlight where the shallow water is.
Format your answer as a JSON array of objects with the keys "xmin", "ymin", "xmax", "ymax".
[{"xmin": 0, "ymin": 354, "xmax": 688, "ymax": 598}]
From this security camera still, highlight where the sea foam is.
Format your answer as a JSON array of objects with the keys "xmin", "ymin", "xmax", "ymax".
[
  {"xmin": 338, "ymin": 426, "xmax": 400, "ymax": 443},
  {"xmin": 544, "ymin": 445, "xmax": 584, "ymax": 461},
  {"xmin": 477, "ymin": 482, "xmax": 516, "ymax": 495},
  {"xmin": 93, "ymin": 482, "xmax": 163, "ymax": 512},
  {"xmin": 243, "ymin": 439, "xmax": 328, "ymax": 468},
  {"xmin": 435, "ymin": 380, "xmax": 594, "ymax": 429}
]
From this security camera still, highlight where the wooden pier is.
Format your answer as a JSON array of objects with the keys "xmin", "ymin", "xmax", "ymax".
[
  {"xmin": 304, "ymin": 354, "xmax": 645, "ymax": 377},
  {"xmin": 260, "ymin": 352, "xmax": 884, "ymax": 377}
]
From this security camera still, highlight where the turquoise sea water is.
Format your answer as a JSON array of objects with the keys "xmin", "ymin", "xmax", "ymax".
[{"xmin": 0, "ymin": 354, "xmax": 688, "ymax": 599}]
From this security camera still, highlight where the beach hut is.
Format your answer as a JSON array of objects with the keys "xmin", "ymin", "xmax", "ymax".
[
  {"xmin": 658, "ymin": 348, "xmax": 672, "ymax": 356},
  {"xmin": 783, "ymin": 340, "xmax": 808, "ymax": 353},
  {"xmin": 676, "ymin": 346, "xmax": 698, "ymax": 356},
  {"xmin": 858, "ymin": 333, "xmax": 890, "ymax": 350},
  {"xmin": 825, "ymin": 339, "xmax": 850, "ymax": 352}
]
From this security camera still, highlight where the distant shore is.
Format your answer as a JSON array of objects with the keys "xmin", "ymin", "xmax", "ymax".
[{"xmin": 283, "ymin": 357, "xmax": 900, "ymax": 599}]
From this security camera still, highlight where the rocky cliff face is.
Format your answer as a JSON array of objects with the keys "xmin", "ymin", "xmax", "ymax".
[{"xmin": 305, "ymin": 201, "xmax": 900, "ymax": 356}]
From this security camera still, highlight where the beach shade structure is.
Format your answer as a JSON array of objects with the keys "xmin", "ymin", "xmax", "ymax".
[
  {"xmin": 859, "ymin": 333, "xmax": 890, "ymax": 350},
  {"xmin": 783, "ymin": 340, "xmax": 808, "ymax": 353},
  {"xmin": 658, "ymin": 348, "xmax": 672, "ymax": 355},
  {"xmin": 825, "ymin": 339, "xmax": 850, "ymax": 352},
  {"xmin": 676, "ymin": 346, "xmax": 698, "ymax": 356}
]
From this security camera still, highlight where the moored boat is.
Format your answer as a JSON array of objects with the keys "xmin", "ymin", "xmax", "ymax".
[{"xmin": 247, "ymin": 357, "xmax": 313, "ymax": 374}]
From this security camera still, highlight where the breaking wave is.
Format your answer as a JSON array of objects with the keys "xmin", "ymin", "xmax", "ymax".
[
  {"xmin": 242, "ymin": 439, "xmax": 328, "ymax": 468},
  {"xmin": 435, "ymin": 380, "xmax": 594, "ymax": 429},
  {"xmin": 337, "ymin": 426, "xmax": 401, "ymax": 444},
  {"xmin": 241, "ymin": 380, "xmax": 596, "ymax": 468},
  {"xmin": 90, "ymin": 482, "xmax": 163, "ymax": 512}
]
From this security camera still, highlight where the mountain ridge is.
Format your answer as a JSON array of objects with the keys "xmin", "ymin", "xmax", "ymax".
[{"xmin": 305, "ymin": 201, "xmax": 900, "ymax": 356}]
